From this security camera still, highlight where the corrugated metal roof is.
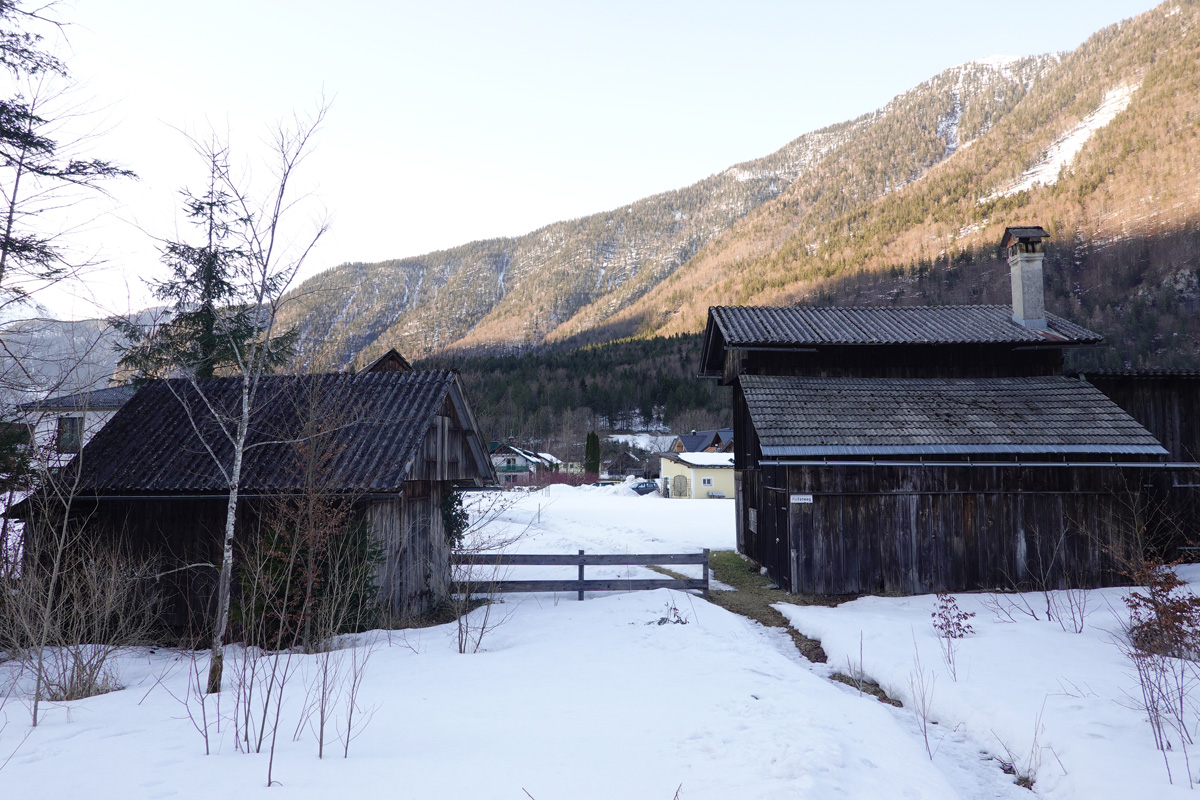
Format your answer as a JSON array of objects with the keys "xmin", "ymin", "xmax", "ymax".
[
  {"xmin": 709, "ymin": 305, "xmax": 1101, "ymax": 347},
  {"xmin": 18, "ymin": 385, "xmax": 138, "ymax": 412},
  {"xmin": 67, "ymin": 371, "xmax": 477, "ymax": 493},
  {"xmin": 740, "ymin": 375, "xmax": 1167, "ymax": 458}
]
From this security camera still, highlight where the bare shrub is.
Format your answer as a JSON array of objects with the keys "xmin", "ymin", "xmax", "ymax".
[
  {"xmin": 908, "ymin": 642, "xmax": 937, "ymax": 760},
  {"xmin": 450, "ymin": 489, "xmax": 533, "ymax": 654},
  {"xmin": 1, "ymin": 533, "xmax": 161, "ymax": 715},
  {"xmin": 931, "ymin": 593, "xmax": 974, "ymax": 681},
  {"xmin": 1118, "ymin": 561, "xmax": 1200, "ymax": 786}
]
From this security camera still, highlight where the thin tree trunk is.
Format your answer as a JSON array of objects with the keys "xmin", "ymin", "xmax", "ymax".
[{"xmin": 207, "ymin": 376, "xmax": 252, "ymax": 694}]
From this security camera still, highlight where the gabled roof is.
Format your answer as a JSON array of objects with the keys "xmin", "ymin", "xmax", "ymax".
[
  {"xmin": 675, "ymin": 431, "xmax": 718, "ymax": 452},
  {"xmin": 492, "ymin": 443, "xmax": 561, "ymax": 468},
  {"xmin": 674, "ymin": 428, "xmax": 733, "ymax": 452},
  {"xmin": 18, "ymin": 385, "xmax": 138, "ymax": 413},
  {"xmin": 711, "ymin": 304, "xmax": 1100, "ymax": 349},
  {"xmin": 740, "ymin": 374, "xmax": 1167, "ymax": 459},
  {"xmin": 701, "ymin": 305, "xmax": 1101, "ymax": 376},
  {"xmin": 63, "ymin": 371, "xmax": 495, "ymax": 494},
  {"xmin": 361, "ymin": 348, "xmax": 413, "ymax": 374}
]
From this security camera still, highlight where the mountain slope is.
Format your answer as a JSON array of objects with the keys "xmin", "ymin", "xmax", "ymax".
[
  {"xmin": 280, "ymin": 56, "xmax": 1052, "ymax": 367},
  {"xmin": 615, "ymin": 0, "xmax": 1200, "ymax": 361}
]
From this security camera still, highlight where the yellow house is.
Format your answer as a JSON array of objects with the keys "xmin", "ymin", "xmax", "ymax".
[{"xmin": 659, "ymin": 452, "xmax": 734, "ymax": 499}]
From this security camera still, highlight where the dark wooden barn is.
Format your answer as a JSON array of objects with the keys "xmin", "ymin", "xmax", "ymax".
[
  {"xmin": 700, "ymin": 226, "xmax": 1194, "ymax": 595},
  {"xmin": 15, "ymin": 369, "xmax": 497, "ymax": 624}
]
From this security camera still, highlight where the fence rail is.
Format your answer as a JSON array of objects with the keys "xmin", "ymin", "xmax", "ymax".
[{"xmin": 451, "ymin": 549, "xmax": 710, "ymax": 600}]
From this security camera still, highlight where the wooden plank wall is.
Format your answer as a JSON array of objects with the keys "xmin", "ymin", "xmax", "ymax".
[
  {"xmin": 729, "ymin": 344, "xmax": 1063, "ymax": 382},
  {"xmin": 1087, "ymin": 375, "xmax": 1200, "ymax": 462},
  {"xmin": 779, "ymin": 464, "xmax": 1146, "ymax": 595},
  {"xmin": 367, "ymin": 480, "xmax": 449, "ymax": 618}
]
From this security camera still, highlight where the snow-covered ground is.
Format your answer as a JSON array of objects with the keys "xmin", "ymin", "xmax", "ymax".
[{"xmin": 0, "ymin": 484, "xmax": 1192, "ymax": 798}]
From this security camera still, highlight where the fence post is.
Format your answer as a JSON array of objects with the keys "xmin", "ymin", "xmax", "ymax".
[
  {"xmin": 578, "ymin": 550, "xmax": 585, "ymax": 600},
  {"xmin": 702, "ymin": 548, "xmax": 710, "ymax": 597}
]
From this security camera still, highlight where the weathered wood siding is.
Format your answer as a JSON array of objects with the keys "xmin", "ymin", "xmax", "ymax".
[
  {"xmin": 1087, "ymin": 375, "xmax": 1200, "ymax": 462},
  {"xmin": 724, "ymin": 343, "xmax": 1063, "ymax": 385},
  {"xmin": 368, "ymin": 480, "xmax": 448, "ymax": 617},
  {"xmin": 408, "ymin": 402, "xmax": 469, "ymax": 482},
  {"xmin": 769, "ymin": 464, "xmax": 1144, "ymax": 595}
]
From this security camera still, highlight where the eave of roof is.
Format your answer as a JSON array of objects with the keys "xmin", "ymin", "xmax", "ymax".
[{"xmin": 18, "ymin": 385, "xmax": 138, "ymax": 412}]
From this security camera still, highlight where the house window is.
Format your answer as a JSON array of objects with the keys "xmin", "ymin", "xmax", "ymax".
[
  {"xmin": 56, "ymin": 415, "xmax": 83, "ymax": 453},
  {"xmin": 701, "ymin": 477, "xmax": 714, "ymax": 487},
  {"xmin": 504, "ymin": 457, "xmax": 515, "ymax": 466}
]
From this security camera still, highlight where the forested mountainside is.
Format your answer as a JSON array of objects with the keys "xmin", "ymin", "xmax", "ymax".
[
  {"xmin": 614, "ymin": 0, "xmax": 1200, "ymax": 368},
  {"xmin": 283, "ymin": 1, "xmax": 1200, "ymax": 379},
  {"xmin": 418, "ymin": 335, "xmax": 728, "ymax": 463},
  {"xmin": 280, "ymin": 55, "xmax": 1053, "ymax": 369}
]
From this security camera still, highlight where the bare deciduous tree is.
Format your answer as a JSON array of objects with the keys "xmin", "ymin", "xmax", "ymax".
[{"xmin": 111, "ymin": 105, "xmax": 330, "ymax": 695}]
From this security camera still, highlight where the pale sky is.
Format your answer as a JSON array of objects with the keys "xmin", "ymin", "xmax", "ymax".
[{"xmin": 13, "ymin": 0, "xmax": 1166, "ymax": 319}]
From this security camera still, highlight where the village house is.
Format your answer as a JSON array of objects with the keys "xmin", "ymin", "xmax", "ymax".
[
  {"xmin": 17, "ymin": 385, "xmax": 137, "ymax": 462},
  {"xmin": 670, "ymin": 428, "xmax": 733, "ymax": 453},
  {"xmin": 13, "ymin": 368, "xmax": 497, "ymax": 625},
  {"xmin": 489, "ymin": 440, "xmax": 563, "ymax": 484},
  {"xmin": 659, "ymin": 451, "xmax": 735, "ymax": 499},
  {"xmin": 602, "ymin": 450, "xmax": 647, "ymax": 480},
  {"xmin": 700, "ymin": 226, "xmax": 1193, "ymax": 595}
]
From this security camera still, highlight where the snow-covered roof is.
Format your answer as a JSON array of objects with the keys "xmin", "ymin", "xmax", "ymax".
[
  {"xmin": 664, "ymin": 452, "xmax": 734, "ymax": 468},
  {"xmin": 500, "ymin": 444, "xmax": 562, "ymax": 468}
]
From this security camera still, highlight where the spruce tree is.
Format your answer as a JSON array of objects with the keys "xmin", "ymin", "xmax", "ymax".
[
  {"xmin": 112, "ymin": 151, "xmax": 295, "ymax": 381},
  {"xmin": 584, "ymin": 430, "xmax": 600, "ymax": 477}
]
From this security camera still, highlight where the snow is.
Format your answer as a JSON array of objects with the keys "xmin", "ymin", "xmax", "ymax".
[
  {"xmin": 969, "ymin": 54, "xmax": 1023, "ymax": 71},
  {"xmin": 608, "ymin": 432, "xmax": 676, "ymax": 452},
  {"xmin": 988, "ymin": 83, "xmax": 1139, "ymax": 200},
  {"xmin": 778, "ymin": 588, "xmax": 1199, "ymax": 798},
  {"xmin": 0, "ymin": 486, "xmax": 1190, "ymax": 798},
  {"xmin": 669, "ymin": 452, "xmax": 734, "ymax": 467},
  {"xmin": 937, "ymin": 91, "xmax": 962, "ymax": 159}
]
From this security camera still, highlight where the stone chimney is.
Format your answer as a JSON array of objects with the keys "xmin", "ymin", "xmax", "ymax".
[{"xmin": 1001, "ymin": 225, "xmax": 1051, "ymax": 329}]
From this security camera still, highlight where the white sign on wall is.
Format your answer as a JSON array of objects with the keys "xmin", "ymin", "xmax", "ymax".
[{"xmin": 790, "ymin": 494, "xmax": 814, "ymax": 504}]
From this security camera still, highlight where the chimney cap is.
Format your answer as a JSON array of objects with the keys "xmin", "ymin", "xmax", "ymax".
[{"xmin": 1001, "ymin": 225, "xmax": 1050, "ymax": 249}]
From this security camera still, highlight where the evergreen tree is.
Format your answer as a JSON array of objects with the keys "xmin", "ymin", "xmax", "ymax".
[
  {"xmin": 112, "ymin": 150, "xmax": 295, "ymax": 381},
  {"xmin": 584, "ymin": 430, "xmax": 600, "ymax": 476}
]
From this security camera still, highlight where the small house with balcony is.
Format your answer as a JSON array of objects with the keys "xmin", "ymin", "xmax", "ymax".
[{"xmin": 490, "ymin": 441, "xmax": 563, "ymax": 485}]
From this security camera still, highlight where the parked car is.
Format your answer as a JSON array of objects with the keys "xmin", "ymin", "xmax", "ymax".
[{"xmin": 631, "ymin": 480, "xmax": 660, "ymax": 496}]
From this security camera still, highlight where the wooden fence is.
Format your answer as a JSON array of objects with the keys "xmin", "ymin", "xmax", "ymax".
[{"xmin": 451, "ymin": 549, "xmax": 710, "ymax": 600}]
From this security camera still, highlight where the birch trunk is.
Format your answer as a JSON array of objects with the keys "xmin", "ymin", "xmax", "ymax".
[{"xmin": 206, "ymin": 374, "xmax": 252, "ymax": 694}]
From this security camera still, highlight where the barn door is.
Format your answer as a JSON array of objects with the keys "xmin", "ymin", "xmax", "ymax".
[
  {"xmin": 790, "ymin": 492, "xmax": 812, "ymax": 594},
  {"xmin": 764, "ymin": 487, "xmax": 790, "ymax": 591}
]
